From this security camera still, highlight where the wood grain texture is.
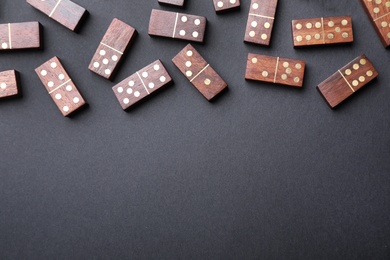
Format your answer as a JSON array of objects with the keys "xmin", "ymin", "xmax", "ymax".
[
  {"xmin": 112, "ymin": 60, "xmax": 172, "ymax": 110},
  {"xmin": 317, "ymin": 55, "xmax": 378, "ymax": 108},
  {"xmin": 148, "ymin": 9, "xmax": 206, "ymax": 43},
  {"xmin": 26, "ymin": 0, "xmax": 86, "ymax": 31},
  {"xmin": 88, "ymin": 19, "xmax": 136, "ymax": 80},
  {"xmin": 35, "ymin": 57, "xmax": 86, "ymax": 116},
  {"xmin": 245, "ymin": 53, "xmax": 305, "ymax": 88},
  {"xmin": 244, "ymin": 0, "xmax": 278, "ymax": 46},
  {"xmin": 213, "ymin": 0, "xmax": 240, "ymax": 13},
  {"xmin": 158, "ymin": 0, "xmax": 185, "ymax": 7},
  {"xmin": 360, "ymin": 0, "xmax": 390, "ymax": 48},
  {"xmin": 0, "ymin": 22, "xmax": 40, "ymax": 50},
  {"xmin": 292, "ymin": 16, "xmax": 353, "ymax": 47},
  {"xmin": 0, "ymin": 70, "xmax": 19, "ymax": 98},
  {"xmin": 172, "ymin": 44, "xmax": 227, "ymax": 101}
]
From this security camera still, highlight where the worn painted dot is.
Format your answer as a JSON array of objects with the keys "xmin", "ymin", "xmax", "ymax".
[
  {"xmin": 217, "ymin": 1, "xmax": 223, "ymax": 7},
  {"xmin": 186, "ymin": 61, "xmax": 192, "ymax": 67},
  {"xmin": 387, "ymin": 1, "xmax": 390, "ymax": 7},
  {"xmin": 315, "ymin": 22, "xmax": 322, "ymax": 28},
  {"xmin": 296, "ymin": 23, "xmax": 302, "ymax": 30},
  {"xmin": 366, "ymin": 70, "xmax": 373, "ymax": 77},
  {"xmin": 192, "ymin": 31, "xmax": 199, "ymax": 38},
  {"xmin": 374, "ymin": 7, "xmax": 380, "ymax": 13},
  {"xmin": 41, "ymin": 70, "xmax": 47, "ymax": 76},
  {"xmin": 1, "ymin": 83, "xmax": 7, "ymax": 89},
  {"xmin": 382, "ymin": 21, "xmax": 388, "ymax": 28},
  {"xmin": 179, "ymin": 30, "xmax": 186, "ymax": 36},
  {"xmin": 342, "ymin": 32, "xmax": 349, "ymax": 38},
  {"xmin": 154, "ymin": 64, "xmax": 160, "ymax": 71},
  {"xmin": 99, "ymin": 50, "xmax": 106, "ymax": 56},
  {"xmin": 262, "ymin": 71, "xmax": 269, "ymax": 77},
  {"xmin": 251, "ymin": 21, "xmax": 258, "ymax": 27},
  {"xmin": 375, "ymin": 0, "xmax": 382, "ymax": 4},
  {"xmin": 160, "ymin": 76, "xmax": 166, "ymax": 83},
  {"xmin": 129, "ymin": 81, "xmax": 135, "ymax": 87},
  {"xmin": 123, "ymin": 98, "xmax": 129, "ymax": 104},
  {"xmin": 51, "ymin": 62, "xmax": 57, "ymax": 68},
  {"xmin": 194, "ymin": 19, "xmax": 201, "ymax": 25},
  {"xmin": 204, "ymin": 79, "xmax": 211, "ymax": 85},
  {"xmin": 306, "ymin": 23, "xmax": 312, "ymax": 29},
  {"xmin": 359, "ymin": 76, "xmax": 366, "ymax": 82},
  {"xmin": 181, "ymin": 16, "xmax": 187, "ymax": 23},
  {"xmin": 186, "ymin": 71, "xmax": 193, "ymax": 77},
  {"xmin": 63, "ymin": 106, "xmax": 69, "ymax": 112},
  {"xmin": 294, "ymin": 77, "xmax": 300, "ymax": 83},
  {"xmin": 328, "ymin": 21, "xmax": 334, "ymax": 27},
  {"xmin": 127, "ymin": 88, "xmax": 133, "ymax": 94},
  {"xmin": 148, "ymin": 83, "xmax": 154, "ymax": 89},
  {"xmin": 142, "ymin": 72, "xmax": 148, "ymax": 78},
  {"xmin": 352, "ymin": 80, "xmax": 359, "ymax": 87},
  {"xmin": 1, "ymin": 43, "xmax": 8, "ymax": 49},
  {"xmin": 286, "ymin": 68, "xmax": 292, "ymax": 74},
  {"xmin": 252, "ymin": 3, "xmax": 259, "ymax": 9},
  {"xmin": 249, "ymin": 31, "xmax": 256, "ymax": 37},
  {"xmin": 93, "ymin": 62, "xmax": 100, "ymax": 68},
  {"xmin": 73, "ymin": 97, "xmax": 80, "ymax": 104},
  {"xmin": 134, "ymin": 91, "xmax": 140, "ymax": 97},
  {"xmin": 281, "ymin": 74, "xmax": 288, "ymax": 80},
  {"xmin": 387, "ymin": 32, "xmax": 390, "ymax": 38},
  {"xmin": 328, "ymin": 33, "xmax": 334, "ymax": 39},
  {"xmin": 58, "ymin": 74, "xmax": 65, "ymax": 80},
  {"xmin": 360, "ymin": 59, "xmax": 367, "ymax": 65},
  {"xmin": 353, "ymin": 64, "xmax": 359, "ymax": 70},
  {"xmin": 335, "ymin": 27, "xmax": 341, "ymax": 33},
  {"xmin": 261, "ymin": 34, "xmax": 268, "ymax": 40},
  {"xmin": 252, "ymin": 57, "xmax": 258, "ymax": 64},
  {"xmin": 345, "ymin": 69, "xmax": 352, "ymax": 75},
  {"xmin": 117, "ymin": 87, "xmax": 123, "ymax": 93},
  {"xmin": 105, "ymin": 69, "xmax": 111, "ymax": 75},
  {"xmin": 186, "ymin": 50, "xmax": 193, "ymax": 57},
  {"xmin": 306, "ymin": 35, "xmax": 312, "ymax": 40},
  {"xmin": 315, "ymin": 33, "xmax": 321, "ymax": 40},
  {"xmin": 296, "ymin": 35, "xmax": 303, "ymax": 42},
  {"xmin": 66, "ymin": 85, "xmax": 72, "ymax": 91},
  {"xmin": 295, "ymin": 64, "xmax": 302, "ymax": 70},
  {"xmin": 112, "ymin": 55, "xmax": 118, "ymax": 61},
  {"xmin": 342, "ymin": 19, "xmax": 348, "ymax": 26},
  {"xmin": 230, "ymin": 0, "xmax": 236, "ymax": 3},
  {"xmin": 48, "ymin": 81, "xmax": 54, "ymax": 88},
  {"xmin": 264, "ymin": 22, "xmax": 270, "ymax": 29},
  {"xmin": 56, "ymin": 93, "xmax": 63, "ymax": 100},
  {"xmin": 283, "ymin": 62, "xmax": 289, "ymax": 68}
]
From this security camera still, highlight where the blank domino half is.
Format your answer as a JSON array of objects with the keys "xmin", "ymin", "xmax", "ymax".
[
  {"xmin": 244, "ymin": 0, "xmax": 278, "ymax": 46},
  {"xmin": 317, "ymin": 55, "xmax": 378, "ymax": 108},
  {"xmin": 35, "ymin": 57, "xmax": 86, "ymax": 116},
  {"xmin": 148, "ymin": 9, "xmax": 207, "ymax": 43},
  {"xmin": 245, "ymin": 53, "xmax": 306, "ymax": 88},
  {"xmin": 112, "ymin": 60, "xmax": 172, "ymax": 110},
  {"xmin": 292, "ymin": 16, "xmax": 353, "ymax": 47},
  {"xmin": 0, "ymin": 22, "xmax": 40, "ymax": 50},
  {"xmin": 360, "ymin": 0, "xmax": 390, "ymax": 47},
  {"xmin": 0, "ymin": 70, "xmax": 19, "ymax": 99},
  {"xmin": 172, "ymin": 44, "xmax": 228, "ymax": 101},
  {"xmin": 88, "ymin": 18, "xmax": 137, "ymax": 80},
  {"xmin": 26, "ymin": 0, "xmax": 86, "ymax": 31},
  {"xmin": 158, "ymin": 0, "xmax": 185, "ymax": 6},
  {"xmin": 213, "ymin": 0, "xmax": 240, "ymax": 12}
]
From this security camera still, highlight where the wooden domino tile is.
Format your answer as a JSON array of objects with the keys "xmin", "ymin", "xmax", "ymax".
[
  {"xmin": 148, "ymin": 9, "xmax": 207, "ymax": 43},
  {"xmin": 360, "ymin": 0, "xmax": 390, "ymax": 47},
  {"xmin": 245, "ymin": 53, "xmax": 305, "ymax": 88},
  {"xmin": 0, "ymin": 70, "xmax": 19, "ymax": 99},
  {"xmin": 112, "ymin": 60, "xmax": 172, "ymax": 110},
  {"xmin": 292, "ymin": 16, "xmax": 354, "ymax": 47},
  {"xmin": 244, "ymin": 0, "xmax": 278, "ymax": 46},
  {"xmin": 0, "ymin": 22, "xmax": 40, "ymax": 50},
  {"xmin": 35, "ymin": 57, "xmax": 86, "ymax": 116},
  {"xmin": 158, "ymin": 0, "xmax": 185, "ymax": 7},
  {"xmin": 88, "ymin": 19, "xmax": 137, "ymax": 80},
  {"xmin": 317, "ymin": 55, "xmax": 378, "ymax": 108},
  {"xmin": 26, "ymin": 0, "xmax": 86, "ymax": 31},
  {"xmin": 172, "ymin": 44, "xmax": 228, "ymax": 101},
  {"xmin": 213, "ymin": 0, "xmax": 240, "ymax": 12}
]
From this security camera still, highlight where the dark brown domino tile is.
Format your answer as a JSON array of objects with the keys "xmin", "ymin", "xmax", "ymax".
[
  {"xmin": 0, "ymin": 70, "xmax": 19, "ymax": 98},
  {"xmin": 158, "ymin": 0, "xmax": 185, "ymax": 6},
  {"xmin": 35, "ymin": 57, "xmax": 86, "ymax": 116},
  {"xmin": 172, "ymin": 44, "xmax": 228, "ymax": 101},
  {"xmin": 112, "ymin": 60, "xmax": 172, "ymax": 110},
  {"xmin": 245, "ymin": 53, "xmax": 305, "ymax": 88},
  {"xmin": 0, "ymin": 22, "xmax": 40, "ymax": 50},
  {"xmin": 148, "ymin": 9, "xmax": 206, "ymax": 43},
  {"xmin": 244, "ymin": 0, "xmax": 278, "ymax": 46},
  {"xmin": 88, "ymin": 18, "xmax": 137, "ymax": 80},
  {"xmin": 317, "ymin": 55, "xmax": 378, "ymax": 108},
  {"xmin": 213, "ymin": 0, "xmax": 240, "ymax": 12},
  {"xmin": 26, "ymin": 0, "xmax": 86, "ymax": 31},
  {"xmin": 292, "ymin": 16, "xmax": 353, "ymax": 47}
]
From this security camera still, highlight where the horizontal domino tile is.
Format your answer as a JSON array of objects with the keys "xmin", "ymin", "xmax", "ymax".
[
  {"xmin": 360, "ymin": 0, "xmax": 390, "ymax": 47},
  {"xmin": 112, "ymin": 60, "xmax": 172, "ymax": 110},
  {"xmin": 244, "ymin": 0, "xmax": 278, "ymax": 46},
  {"xmin": 292, "ymin": 16, "xmax": 354, "ymax": 47},
  {"xmin": 0, "ymin": 70, "xmax": 19, "ymax": 98},
  {"xmin": 213, "ymin": 0, "xmax": 240, "ymax": 12},
  {"xmin": 158, "ymin": 0, "xmax": 185, "ymax": 6},
  {"xmin": 148, "ymin": 9, "xmax": 207, "ymax": 43},
  {"xmin": 88, "ymin": 18, "xmax": 137, "ymax": 79},
  {"xmin": 26, "ymin": 0, "xmax": 86, "ymax": 31},
  {"xmin": 172, "ymin": 44, "xmax": 228, "ymax": 101},
  {"xmin": 245, "ymin": 53, "xmax": 306, "ymax": 87},
  {"xmin": 0, "ymin": 22, "xmax": 40, "ymax": 50},
  {"xmin": 35, "ymin": 57, "xmax": 86, "ymax": 116},
  {"xmin": 317, "ymin": 55, "xmax": 378, "ymax": 108}
]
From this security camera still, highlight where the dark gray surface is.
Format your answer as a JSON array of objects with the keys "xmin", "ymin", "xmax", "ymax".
[{"xmin": 1, "ymin": 0, "xmax": 390, "ymax": 259}]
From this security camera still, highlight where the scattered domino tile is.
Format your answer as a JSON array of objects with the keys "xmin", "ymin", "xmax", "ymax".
[
  {"xmin": 317, "ymin": 55, "xmax": 378, "ymax": 108},
  {"xmin": 213, "ymin": 0, "xmax": 240, "ymax": 12},
  {"xmin": 172, "ymin": 44, "xmax": 228, "ymax": 101},
  {"xmin": 88, "ymin": 19, "xmax": 137, "ymax": 80},
  {"xmin": 0, "ymin": 70, "xmax": 19, "ymax": 99},
  {"xmin": 0, "ymin": 22, "xmax": 40, "ymax": 50},
  {"xmin": 360, "ymin": 0, "xmax": 390, "ymax": 48},
  {"xmin": 26, "ymin": 0, "xmax": 87, "ymax": 31},
  {"xmin": 158, "ymin": 0, "xmax": 185, "ymax": 7},
  {"xmin": 245, "ymin": 53, "xmax": 305, "ymax": 88},
  {"xmin": 292, "ymin": 16, "xmax": 354, "ymax": 47},
  {"xmin": 148, "ymin": 9, "xmax": 207, "ymax": 43},
  {"xmin": 244, "ymin": 0, "xmax": 278, "ymax": 46},
  {"xmin": 112, "ymin": 60, "xmax": 172, "ymax": 110},
  {"xmin": 35, "ymin": 57, "xmax": 86, "ymax": 116}
]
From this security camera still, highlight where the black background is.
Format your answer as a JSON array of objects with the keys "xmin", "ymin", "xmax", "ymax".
[{"xmin": 1, "ymin": 0, "xmax": 390, "ymax": 259}]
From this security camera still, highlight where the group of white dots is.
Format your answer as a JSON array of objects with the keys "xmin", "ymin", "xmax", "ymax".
[
  {"xmin": 344, "ymin": 58, "xmax": 374, "ymax": 88},
  {"xmin": 295, "ymin": 19, "xmax": 349, "ymax": 42},
  {"xmin": 117, "ymin": 63, "xmax": 167, "ymax": 105},
  {"xmin": 216, "ymin": 0, "xmax": 238, "ymax": 8},
  {"xmin": 184, "ymin": 50, "xmax": 212, "ymax": 86},
  {"xmin": 0, "ymin": 82, "xmax": 7, "ymax": 90},
  {"xmin": 251, "ymin": 57, "xmax": 302, "ymax": 83},
  {"xmin": 178, "ymin": 16, "xmax": 201, "ymax": 38},
  {"xmin": 248, "ymin": 2, "xmax": 270, "ymax": 41},
  {"xmin": 40, "ymin": 61, "xmax": 80, "ymax": 112},
  {"xmin": 368, "ymin": 0, "xmax": 390, "ymax": 14},
  {"xmin": 93, "ymin": 49, "xmax": 119, "ymax": 75}
]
